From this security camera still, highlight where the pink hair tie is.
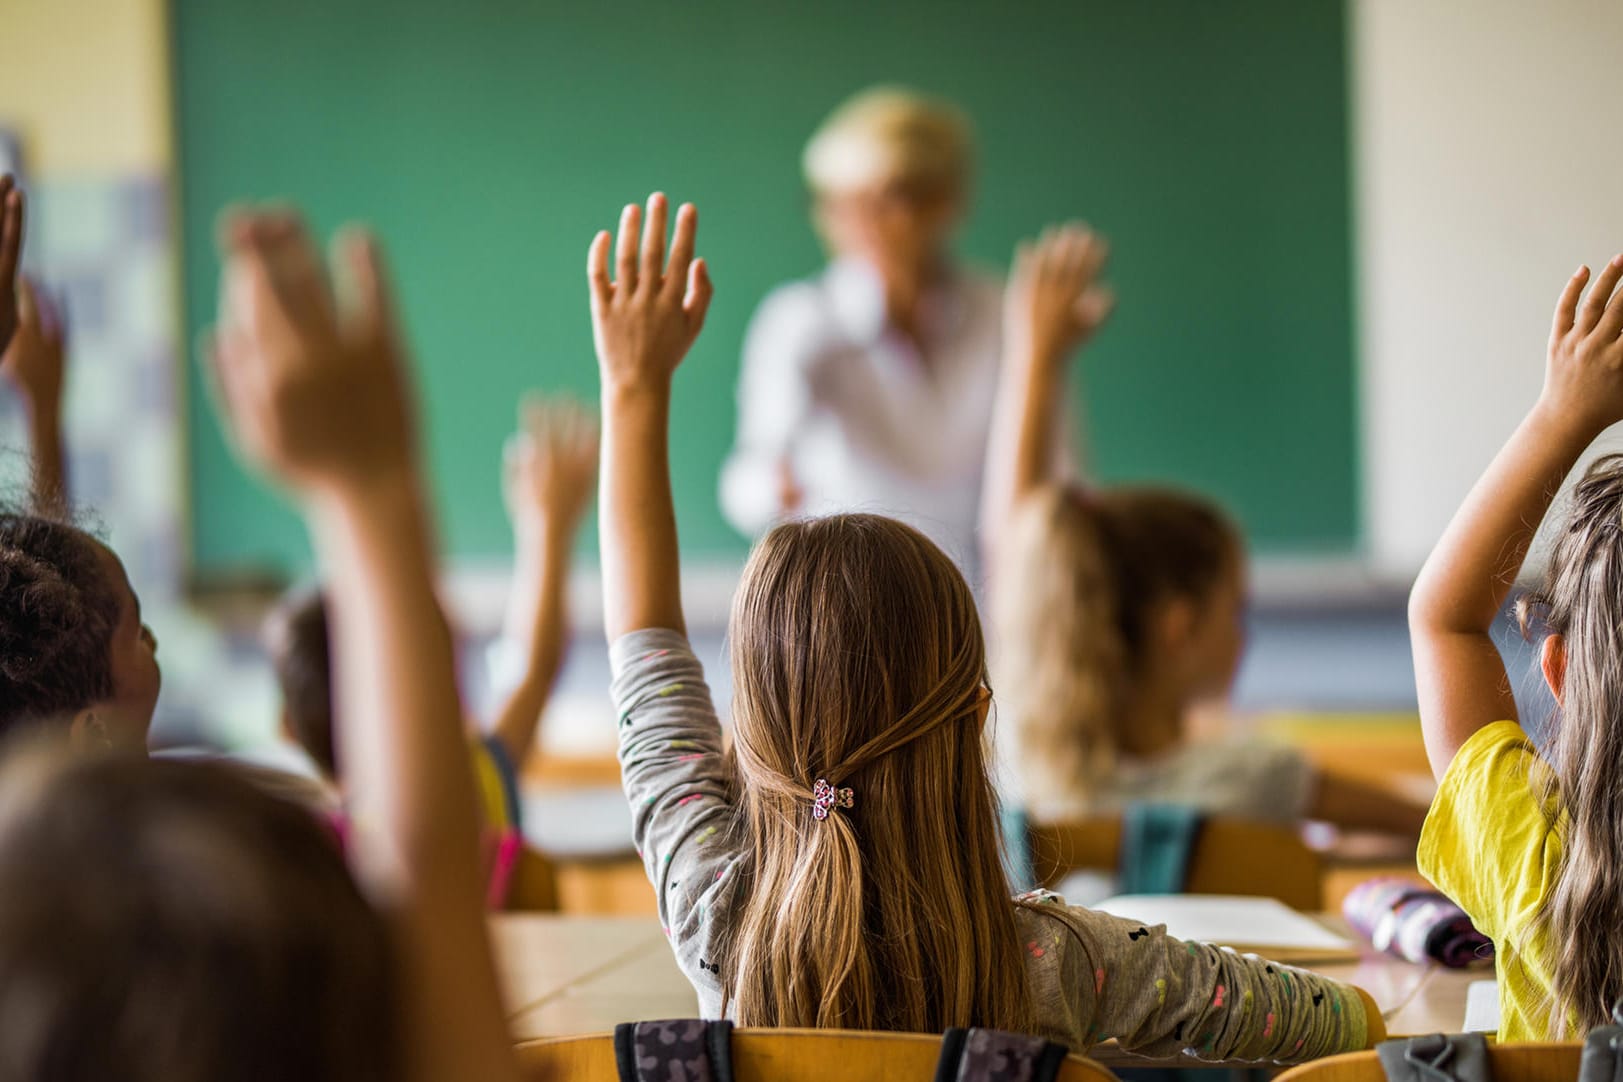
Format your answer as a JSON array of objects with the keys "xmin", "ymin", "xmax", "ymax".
[{"xmin": 812, "ymin": 778, "xmax": 854, "ymax": 821}]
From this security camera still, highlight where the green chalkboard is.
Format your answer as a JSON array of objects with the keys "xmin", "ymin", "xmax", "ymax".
[{"xmin": 174, "ymin": 0, "xmax": 1355, "ymax": 574}]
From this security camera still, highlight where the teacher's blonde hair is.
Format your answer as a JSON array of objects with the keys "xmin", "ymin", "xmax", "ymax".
[{"xmin": 802, "ymin": 86, "xmax": 973, "ymax": 199}]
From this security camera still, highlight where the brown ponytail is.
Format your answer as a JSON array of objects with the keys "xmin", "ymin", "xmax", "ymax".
[{"xmin": 722, "ymin": 514, "xmax": 1031, "ymax": 1033}]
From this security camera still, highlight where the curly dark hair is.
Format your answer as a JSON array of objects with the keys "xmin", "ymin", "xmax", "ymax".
[{"xmin": 0, "ymin": 509, "xmax": 120, "ymax": 732}]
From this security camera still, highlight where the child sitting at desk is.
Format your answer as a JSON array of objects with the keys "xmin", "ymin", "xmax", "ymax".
[
  {"xmin": 268, "ymin": 395, "xmax": 596, "ymax": 906},
  {"xmin": 595, "ymin": 189, "xmax": 1384, "ymax": 1057},
  {"xmin": 983, "ymin": 225, "xmax": 1428, "ymax": 844}
]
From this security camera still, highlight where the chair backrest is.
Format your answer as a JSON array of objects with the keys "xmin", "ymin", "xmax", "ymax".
[
  {"xmin": 1028, "ymin": 815, "xmax": 1325, "ymax": 910},
  {"xmin": 502, "ymin": 844, "xmax": 561, "ymax": 912},
  {"xmin": 1273, "ymin": 1044, "xmax": 1585, "ymax": 1082},
  {"xmin": 516, "ymin": 1027, "xmax": 1118, "ymax": 1082}
]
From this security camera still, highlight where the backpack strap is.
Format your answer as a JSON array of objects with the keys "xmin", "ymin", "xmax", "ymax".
[
  {"xmin": 614, "ymin": 1019, "xmax": 735, "ymax": 1082},
  {"xmin": 1375, "ymin": 1034, "xmax": 1492, "ymax": 1082},
  {"xmin": 1004, "ymin": 806, "xmax": 1037, "ymax": 891},
  {"xmin": 1579, "ymin": 1000, "xmax": 1623, "ymax": 1082},
  {"xmin": 936, "ymin": 1026, "xmax": 1070, "ymax": 1082}
]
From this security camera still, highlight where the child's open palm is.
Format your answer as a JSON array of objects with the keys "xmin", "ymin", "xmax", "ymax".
[
  {"xmin": 0, "ymin": 278, "xmax": 65, "ymax": 412},
  {"xmin": 588, "ymin": 193, "xmax": 712, "ymax": 391},
  {"xmin": 505, "ymin": 394, "xmax": 599, "ymax": 534},
  {"xmin": 1546, "ymin": 254, "xmax": 1623, "ymax": 434},
  {"xmin": 209, "ymin": 210, "xmax": 415, "ymax": 499},
  {"xmin": 1005, "ymin": 223, "xmax": 1115, "ymax": 368}
]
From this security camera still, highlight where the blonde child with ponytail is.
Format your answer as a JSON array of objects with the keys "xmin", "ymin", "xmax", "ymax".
[
  {"xmin": 1411, "ymin": 253, "xmax": 1623, "ymax": 1038},
  {"xmin": 594, "ymin": 192, "xmax": 1382, "ymax": 1057},
  {"xmin": 985, "ymin": 226, "xmax": 1428, "ymax": 836}
]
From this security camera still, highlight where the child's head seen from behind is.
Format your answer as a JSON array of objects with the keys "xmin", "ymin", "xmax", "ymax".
[
  {"xmin": 0, "ymin": 743, "xmax": 397, "ymax": 1082},
  {"xmin": 0, "ymin": 509, "xmax": 159, "ymax": 749},
  {"xmin": 722, "ymin": 512, "xmax": 1030, "ymax": 1033}
]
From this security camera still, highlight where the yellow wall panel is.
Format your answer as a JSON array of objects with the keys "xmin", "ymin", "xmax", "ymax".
[{"xmin": 0, "ymin": 0, "xmax": 171, "ymax": 174}]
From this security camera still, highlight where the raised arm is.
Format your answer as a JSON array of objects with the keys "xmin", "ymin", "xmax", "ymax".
[
  {"xmin": 589, "ymin": 193, "xmax": 713, "ymax": 640},
  {"xmin": 1409, "ymin": 256, "xmax": 1623, "ymax": 779},
  {"xmin": 209, "ymin": 209, "xmax": 517, "ymax": 1082},
  {"xmin": 0, "ymin": 176, "xmax": 23, "ymax": 356},
  {"xmin": 1, "ymin": 279, "xmax": 68, "ymax": 515},
  {"xmin": 487, "ymin": 394, "xmax": 598, "ymax": 765},
  {"xmin": 980, "ymin": 225, "xmax": 1112, "ymax": 570}
]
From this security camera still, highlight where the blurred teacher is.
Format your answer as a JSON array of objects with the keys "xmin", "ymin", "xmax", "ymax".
[{"xmin": 719, "ymin": 87, "xmax": 1003, "ymax": 575}]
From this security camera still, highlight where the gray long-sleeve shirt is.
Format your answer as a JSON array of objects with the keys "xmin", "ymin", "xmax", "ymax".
[{"xmin": 611, "ymin": 628, "xmax": 1369, "ymax": 1062}]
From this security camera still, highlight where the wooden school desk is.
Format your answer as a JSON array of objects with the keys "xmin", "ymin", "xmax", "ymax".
[{"xmin": 492, "ymin": 914, "xmax": 1482, "ymax": 1054}]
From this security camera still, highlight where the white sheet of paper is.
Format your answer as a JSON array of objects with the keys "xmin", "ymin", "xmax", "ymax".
[
  {"xmin": 1463, "ymin": 980, "xmax": 1500, "ymax": 1033},
  {"xmin": 1094, "ymin": 894, "xmax": 1356, "ymax": 954}
]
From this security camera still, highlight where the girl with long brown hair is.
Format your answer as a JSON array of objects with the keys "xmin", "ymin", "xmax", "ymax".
[
  {"xmin": 984, "ymin": 225, "xmax": 1427, "ymax": 841},
  {"xmin": 594, "ymin": 192, "xmax": 1381, "ymax": 1056},
  {"xmin": 1412, "ymin": 253, "xmax": 1623, "ymax": 1038}
]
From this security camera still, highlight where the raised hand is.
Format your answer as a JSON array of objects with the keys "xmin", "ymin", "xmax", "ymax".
[
  {"xmin": 1410, "ymin": 252, "xmax": 1623, "ymax": 779},
  {"xmin": 1543, "ymin": 254, "xmax": 1623, "ymax": 436},
  {"xmin": 0, "ymin": 176, "xmax": 24, "ymax": 356},
  {"xmin": 587, "ymin": 192, "xmax": 713, "ymax": 392},
  {"xmin": 505, "ymin": 394, "xmax": 599, "ymax": 538},
  {"xmin": 590, "ymin": 193, "xmax": 708, "ymax": 639},
  {"xmin": 1, "ymin": 278, "xmax": 66, "ymax": 415},
  {"xmin": 208, "ymin": 208, "xmax": 415, "ymax": 500},
  {"xmin": 1004, "ymin": 223, "xmax": 1114, "ymax": 369}
]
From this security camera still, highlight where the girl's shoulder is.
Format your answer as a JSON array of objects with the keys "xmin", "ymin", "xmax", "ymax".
[{"xmin": 1010, "ymin": 888, "xmax": 1126, "ymax": 949}]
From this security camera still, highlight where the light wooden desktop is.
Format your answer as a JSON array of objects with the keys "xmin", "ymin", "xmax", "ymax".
[{"xmin": 492, "ymin": 913, "xmax": 1482, "ymax": 1057}]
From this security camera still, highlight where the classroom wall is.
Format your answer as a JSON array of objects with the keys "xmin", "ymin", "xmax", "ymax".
[
  {"xmin": 0, "ymin": 0, "xmax": 172, "ymax": 174},
  {"xmin": 172, "ymin": 0, "xmax": 1360, "ymax": 580},
  {"xmin": 1353, "ymin": 0, "xmax": 1623, "ymax": 576},
  {"xmin": 0, "ymin": 0, "xmax": 282, "ymax": 746}
]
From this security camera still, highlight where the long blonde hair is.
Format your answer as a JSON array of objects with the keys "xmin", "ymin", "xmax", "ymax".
[
  {"xmin": 994, "ymin": 484, "xmax": 1239, "ymax": 813},
  {"xmin": 720, "ymin": 514, "xmax": 1031, "ymax": 1032},
  {"xmin": 1521, "ymin": 455, "xmax": 1623, "ymax": 1033}
]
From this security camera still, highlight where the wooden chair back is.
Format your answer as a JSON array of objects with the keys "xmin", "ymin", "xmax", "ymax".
[
  {"xmin": 1028, "ymin": 815, "xmax": 1325, "ymax": 910},
  {"xmin": 517, "ymin": 1027, "xmax": 1119, "ymax": 1081},
  {"xmin": 1274, "ymin": 1044, "xmax": 1584, "ymax": 1082},
  {"xmin": 502, "ymin": 844, "xmax": 561, "ymax": 912}
]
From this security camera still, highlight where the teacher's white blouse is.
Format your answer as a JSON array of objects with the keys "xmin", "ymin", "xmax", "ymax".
[{"xmin": 719, "ymin": 257, "xmax": 1004, "ymax": 577}]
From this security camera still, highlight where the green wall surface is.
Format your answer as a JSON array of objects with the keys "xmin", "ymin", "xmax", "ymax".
[{"xmin": 174, "ymin": 0, "xmax": 1356, "ymax": 576}]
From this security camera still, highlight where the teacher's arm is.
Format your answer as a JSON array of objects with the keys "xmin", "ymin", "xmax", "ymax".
[{"xmin": 719, "ymin": 284, "xmax": 825, "ymax": 535}]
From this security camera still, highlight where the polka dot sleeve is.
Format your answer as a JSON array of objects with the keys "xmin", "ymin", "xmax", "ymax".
[
  {"xmin": 610, "ymin": 628, "xmax": 745, "ymax": 1016},
  {"xmin": 1018, "ymin": 898, "xmax": 1370, "ymax": 1062}
]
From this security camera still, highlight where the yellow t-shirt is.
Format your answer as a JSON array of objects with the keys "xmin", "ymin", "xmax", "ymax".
[{"xmin": 1416, "ymin": 721, "xmax": 1567, "ymax": 1040}]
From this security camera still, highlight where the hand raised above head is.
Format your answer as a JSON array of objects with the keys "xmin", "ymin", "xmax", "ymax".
[
  {"xmin": 1, "ymin": 277, "xmax": 66, "ymax": 413},
  {"xmin": 1544, "ymin": 254, "xmax": 1623, "ymax": 436},
  {"xmin": 587, "ymin": 192, "xmax": 713, "ymax": 393},
  {"xmin": 208, "ymin": 207, "xmax": 417, "ymax": 501},
  {"xmin": 505, "ymin": 393, "xmax": 599, "ymax": 536},
  {"xmin": 1004, "ymin": 222, "xmax": 1114, "ymax": 370}
]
